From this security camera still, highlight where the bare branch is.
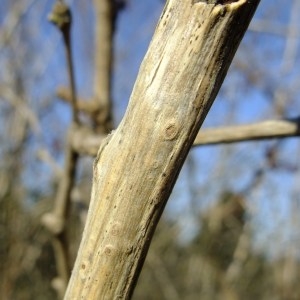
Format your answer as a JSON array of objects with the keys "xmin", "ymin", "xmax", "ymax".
[
  {"xmin": 194, "ymin": 118, "xmax": 300, "ymax": 145},
  {"xmin": 56, "ymin": 86, "xmax": 100, "ymax": 115},
  {"xmin": 64, "ymin": 1, "xmax": 260, "ymax": 298},
  {"xmin": 48, "ymin": 1, "xmax": 79, "ymax": 124},
  {"xmin": 92, "ymin": 0, "xmax": 114, "ymax": 131},
  {"xmin": 41, "ymin": 2, "xmax": 81, "ymax": 296},
  {"xmin": 69, "ymin": 118, "xmax": 300, "ymax": 156}
]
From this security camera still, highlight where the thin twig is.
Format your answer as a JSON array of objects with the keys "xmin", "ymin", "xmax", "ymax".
[
  {"xmin": 42, "ymin": 1, "xmax": 80, "ymax": 297},
  {"xmin": 48, "ymin": 1, "xmax": 79, "ymax": 124}
]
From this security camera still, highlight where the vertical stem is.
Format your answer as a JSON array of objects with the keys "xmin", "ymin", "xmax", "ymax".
[
  {"xmin": 63, "ymin": 29, "xmax": 79, "ymax": 124},
  {"xmin": 44, "ymin": 2, "xmax": 80, "ymax": 297},
  {"xmin": 93, "ymin": 0, "xmax": 114, "ymax": 132}
]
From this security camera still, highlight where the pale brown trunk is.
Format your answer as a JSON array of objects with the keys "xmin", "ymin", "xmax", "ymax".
[{"xmin": 64, "ymin": 1, "xmax": 260, "ymax": 299}]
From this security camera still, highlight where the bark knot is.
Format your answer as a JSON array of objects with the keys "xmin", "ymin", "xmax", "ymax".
[
  {"xmin": 104, "ymin": 244, "xmax": 115, "ymax": 256},
  {"xmin": 164, "ymin": 122, "xmax": 179, "ymax": 140}
]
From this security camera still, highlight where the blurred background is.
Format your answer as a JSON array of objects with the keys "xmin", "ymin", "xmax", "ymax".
[{"xmin": 1, "ymin": 0, "xmax": 300, "ymax": 299}]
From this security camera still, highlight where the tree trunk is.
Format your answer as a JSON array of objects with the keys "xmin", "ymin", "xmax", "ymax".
[{"xmin": 64, "ymin": 0, "xmax": 260, "ymax": 299}]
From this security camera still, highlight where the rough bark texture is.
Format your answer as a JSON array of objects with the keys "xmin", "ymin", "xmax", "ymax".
[{"xmin": 64, "ymin": 0, "xmax": 260, "ymax": 299}]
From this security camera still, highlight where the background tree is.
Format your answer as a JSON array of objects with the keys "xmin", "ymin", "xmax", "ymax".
[{"xmin": 1, "ymin": 0, "xmax": 300, "ymax": 299}]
